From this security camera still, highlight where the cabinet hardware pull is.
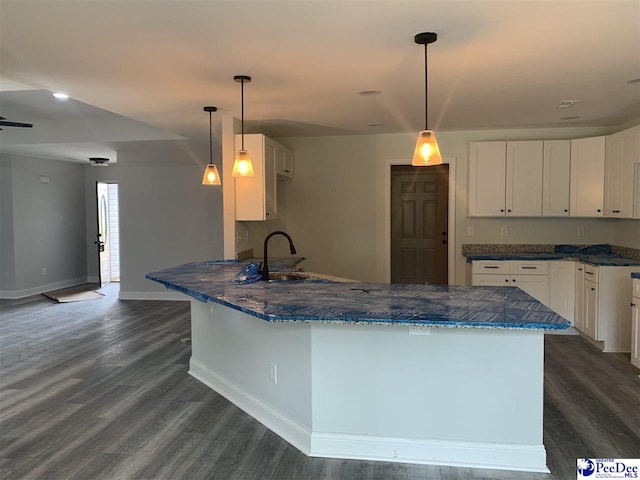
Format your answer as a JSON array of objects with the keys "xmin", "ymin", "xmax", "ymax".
[
  {"xmin": 632, "ymin": 303, "xmax": 636, "ymax": 307},
  {"xmin": 504, "ymin": 279, "xmax": 509, "ymax": 282},
  {"xmin": 500, "ymin": 209, "xmax": 504, "ymax": 213},
  {"xmin": 613, "ymin": 210, "xmax": 620, "ymax": 213},
  {"xmin": 578, "ymin": 268, "xmax": 583, "ymax": 271},
  {"xmin": 284, "ymin": 169, "xmax": 290, "ymax": 173},
  {"xmin": 591, "ymin": 287, "xmax": 595, "ymax": 291},
  {"xmin": 564, "ymin": 209, "xmax": 568, "ymax": 212},
  {"xmin": 585, "ymin": 271, "xmax": 594, "ymax": 276},
  {"xmin": 597, "ymin": 209, "xmax": 601, "ymax": 212},
  {"xmin": 521, "ymin": 266, "xmax": 537, "ymax": 269},
  {"xmin": 512, "ymin": 279, "xmax": 516, "ymax": 282},
  {"xmin": 485, "ymin": 266, "xmax": 499, "ymax": 269}
]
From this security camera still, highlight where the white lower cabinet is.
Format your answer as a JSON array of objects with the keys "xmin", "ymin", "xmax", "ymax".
[
  {"xmin": 573, "ymin": 263, "xmax": 585, "ymax": 331},
  {"xmin": 472, "ymin": 260, "xmax": 549, "ymax": 305},
  {"xmin": 548, "ymin": 261, "xmax": 575, "ymax": 324},
  {"xmin": 471, "ymin": 259, "xmax": 636, "ymax": 352},
  {"xmin": 573, "ymin": 264, "xmax": 637, "ymax": 352},
  {"xmin": 632, "ymin": 278, "xmax": 640, "ymax": 369}
]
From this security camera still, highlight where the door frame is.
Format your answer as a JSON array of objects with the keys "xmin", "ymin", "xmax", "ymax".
[{"xmin": 384, "ymin": 157, "xmax": 456, "ymax": 284}]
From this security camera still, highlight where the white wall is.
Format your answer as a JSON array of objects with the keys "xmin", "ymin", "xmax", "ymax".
[
  {"xmin": 0, "ymin": 154, "xmax": 87, "ymax": 296},
  {"xmin": 84, "ymin": 139, "xmax": 224, "ymax": 299},
  {"xmin": 0, "ymin": 156, "xmax": 16, "ymax": 291},
  {"xmin": 270, "ymin": 125, "xmax": 639, "ymax": 285}
]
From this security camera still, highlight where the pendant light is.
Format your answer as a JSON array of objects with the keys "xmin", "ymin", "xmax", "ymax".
[
  {"xmin": 202, "ymin": 106, "xmax": 222, "ymax": 185},
  {"xmin": 232, "ymin": 75, "xmax": 255, "ymax": 177},
  {"xmin": 412, "ymin": 32, "xmax": 442, "ymax": 167}
]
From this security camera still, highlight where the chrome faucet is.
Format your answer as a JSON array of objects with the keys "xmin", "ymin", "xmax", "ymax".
[{"xmin": 260, "ymin": 231, "xmax": 297, "ymax": 281}]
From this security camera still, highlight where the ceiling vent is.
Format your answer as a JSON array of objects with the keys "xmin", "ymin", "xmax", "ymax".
[{"xmin": 89, "ymin": 157, "xmax": 110, "ymax": 167}]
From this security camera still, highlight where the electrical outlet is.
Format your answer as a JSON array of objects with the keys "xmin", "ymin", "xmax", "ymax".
[
  {"xmin": 41, "ymin": 267, "xmax": 47, "ymax": 276},
  {"xmin": 269, "ymin": 362, "xmax": 277, "ymax": 384},
  {"xmin": 409, "ymin": 325, "xmax": 431, "ymax": 335},
  {"xmin": 501, "ymin": 226, "xmax": 509, "ymax": 237},
  {"xmin": 577, "ymin": 226, "xmax": 585, "ymax": 237},
  {"xmin": 467, "ymin": 226, "xmax": 475, "ymax": 236}
]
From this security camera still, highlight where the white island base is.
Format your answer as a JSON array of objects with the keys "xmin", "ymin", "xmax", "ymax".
[{"xmin": 189, "ymin": 301, "xmax": 548, "ymax": 473}]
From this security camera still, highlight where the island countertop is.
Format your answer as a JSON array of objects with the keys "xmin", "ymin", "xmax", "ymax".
[{"xmin": 146, "ymin": 260, "xmax": 569, "ymax": 331}]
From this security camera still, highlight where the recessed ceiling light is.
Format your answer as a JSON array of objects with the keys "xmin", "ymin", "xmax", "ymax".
[
  {"xmin": 556, "ymin": 100, "xmax": 579, "ymax": 109},
  {"xmin": 627, "ymin": 78, "xmax": 640, "ymax": 84},
  {"xmin": 561, "ymin": 116, "xmax": 581, "ymax": 121},
  {"xmin": 368, "ymin": 123, "xmax": 384, "ymax": 127},
  {"xmin": 53, "ymin": 92, "xmax": 69, "ymax": 100},
  {"xmin": 358, "ymin": 90, "xmax": 382, "ymax": 96}
]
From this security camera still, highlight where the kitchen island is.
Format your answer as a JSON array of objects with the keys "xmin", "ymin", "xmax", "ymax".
[{"xmin": 146, "ymin": 260, "xmax": 569, "ymax": 473}]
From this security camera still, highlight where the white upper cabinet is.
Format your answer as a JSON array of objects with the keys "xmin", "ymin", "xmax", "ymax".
[
  {"xmin": 275, "ymin": 145, "xmax": 294, "ymax": 179},
  {"xmin": 542, "ymin": 140, "xmax": 571, "ymax": 217},
  {"xmin": 469, "ymin": 141, "xmax": 543, "ymax": 217},
  {"xmin": 604, "ymin": 125, "xmax": 639, "ymax": 218},
  {"xmin": 570, "ymin": 136, "xmax": 606, "ymax": 217},
  {"xmin": 469, "ymin": 141, "xmax": 507, "ymax": 216},
  {"xmin": 235, "ymin": 134, "xmax": 278, "ymax": 221},
  {"xmin": 506, "ymin": 141, "xmax": 543, "ymax": 216}
]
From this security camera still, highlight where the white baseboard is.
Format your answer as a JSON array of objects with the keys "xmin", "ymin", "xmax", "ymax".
[
  {"xmin": 189, "ymin": 358, "xmax": 312, "ymax": 454},
  {"xmin": 188, "ymin": 358, "xmax": 548, "ymax": 473},
  {"xmin": 310, "ymin": 433, "xmax": 549, "ymax": 473},
  {"xmin": 0, "ymin": 277, "xmax": 90, "ymax": 299},
  {"xmin": 118, "ymin": 291, "xmax": 190, "ymax": 301}
]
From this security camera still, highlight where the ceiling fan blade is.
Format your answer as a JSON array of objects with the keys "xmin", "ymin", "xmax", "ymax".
[{"xmin": 0, "ymin": 120, "xmax": 33, "ymax": 128}]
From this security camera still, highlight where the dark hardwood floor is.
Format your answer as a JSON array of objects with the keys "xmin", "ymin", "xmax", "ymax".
[{"xmin": 1, "ymin": 285, "xmax": 639, "ymax": 480}]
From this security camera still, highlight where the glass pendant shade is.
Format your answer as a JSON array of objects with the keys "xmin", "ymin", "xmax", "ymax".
[
  {"xmin": 412, "ymin": 130, "xmax": 442, "ymax": 166},
  {"xmin": 232, "ymin": 150, "xmax": 255, "ymax": 177},
  {"xmin": 202, "ymin": 164, "xmax": 221, "ymax": 185}
]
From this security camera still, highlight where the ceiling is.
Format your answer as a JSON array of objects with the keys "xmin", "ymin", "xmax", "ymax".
[{"xmin": 1, "ymin": 0, "xmax": 639, "ymax": 162}]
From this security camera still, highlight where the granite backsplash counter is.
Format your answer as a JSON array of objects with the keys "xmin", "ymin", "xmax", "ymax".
[{"xmin": 463, "ymin": 244, "xmax": 640, "ymax": 267}]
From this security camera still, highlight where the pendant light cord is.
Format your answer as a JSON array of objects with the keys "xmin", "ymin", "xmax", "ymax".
[
  {"xmin": 424, "ymin": 43, "xmax": 428, "ymax": 131},
  {"xmin": 208, "ymin": 110, "xmax": 213, "ymax": 165},
  {"xmin": 241, "ymin": 79, "xmax": 245, "ymax": 150}
]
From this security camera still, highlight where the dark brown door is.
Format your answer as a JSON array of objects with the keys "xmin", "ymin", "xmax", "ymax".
[{"xmin": 391, "ymin": 165, "xmax": 449, "ymax": 285}]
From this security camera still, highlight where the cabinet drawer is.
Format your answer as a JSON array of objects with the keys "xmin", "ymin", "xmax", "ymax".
[
  {"xmin": 634, "ymin": 278, "xmax": 640, "ymax": 298},
  {"xmin": 511, "ymin": 261, "xmax": 549, "ymax": 275},
  {"xmin": 472, "ymin": 274, "xmax": 511, "ymax": 286},
  {"xmin": 583, "ymin": 264, "xmax": 599, "ymax": 283},
  {"xmin": 472, "ymin": 261, "xmax": 510, "ymax": 274}
]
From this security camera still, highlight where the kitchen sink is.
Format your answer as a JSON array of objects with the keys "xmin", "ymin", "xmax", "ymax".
[
  {"xmin": 268, "ymin": 271, "xmax": 310, "ymax": 282},
  {"xmin": 268, "ymin": 271, "xmax": 358, "ymax": 283}
]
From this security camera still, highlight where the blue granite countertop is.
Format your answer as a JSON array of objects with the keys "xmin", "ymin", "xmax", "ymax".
[
  {"xmin": 464, "ymin": 253, "xmax": 640, "ymax": 267},
  {"xmin": 146, "ymin": 261, "xmax": 570, "ymax": 331}
]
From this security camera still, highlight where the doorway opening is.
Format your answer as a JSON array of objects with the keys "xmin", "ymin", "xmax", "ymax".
[
  {"xmin": 96, "ymin": 182, "xmax": 120, "ymax": 287},
  {"xmin": 390, "ymin": 164, "xmax": 449, "ymax": 285}
]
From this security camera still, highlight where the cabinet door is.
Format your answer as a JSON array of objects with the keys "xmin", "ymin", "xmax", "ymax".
[
  {"xmin": 635, "ymin": 164, "xmax": 640, "ymax": 219},
  {"xmin": 506, "ymin": 141, "xmax": 543, "ymax": 216},
  {"xmin": 235, "ymin": 134, "xmax": 278, "ymax": 221},
  {"xmin": 632, "ymin": 299, "xmax": 640, "ymax": 369},
  {"xmin": 548, "ymin": 261, "xmax": 575, "ymax": 323},
  {"xmin": 570, "ymin": 136, "xmax": 605, "ymax": 217},
  {"xmin": 542, "ymin": 140, "xmax": 571, "ymax": 216},
  {"xmin": 469, "ymin": 142, "xmax": 506, "ymax": 216},
  {"xmin": 276, "ymin": 146, "xmax": 294, "ymax": 179},
  {"xmin": 583, "ymin": 279, "xmax": 598, "ymax": 339},
  {"xmin": 264, "ymin": 139, "xmax": 277, "ymax": 219},
  {"xmin": 604, "ymin": 126, "xmax": 639, "ymax": 218},
  {"xmin": 510, "ymin": 274, "xmax": 549, "ymax": 305},
  {"xmin": 471, "ymin": 274, "xmax": 510, "ymax": 286},
  {"xmin": 574, "ymin": 263, "xmax": 585, "ymax": 332}
]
